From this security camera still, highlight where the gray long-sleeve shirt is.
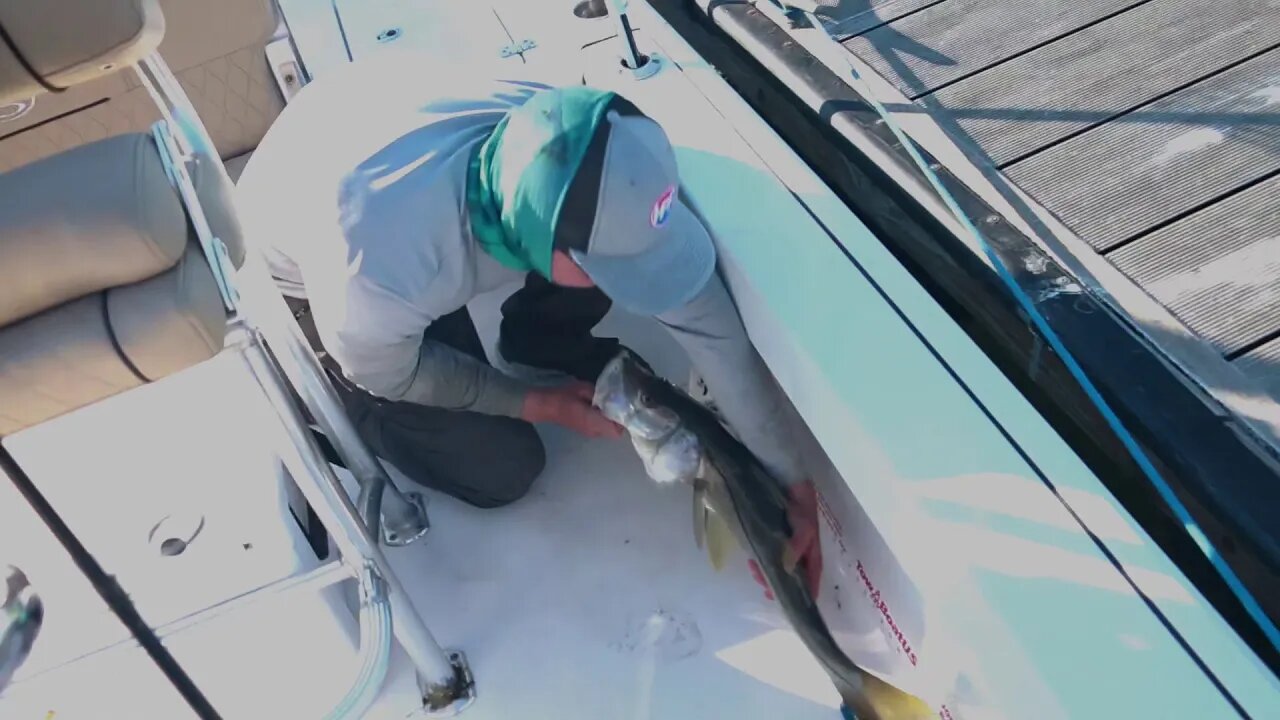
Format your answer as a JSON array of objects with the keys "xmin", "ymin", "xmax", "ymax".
[{"xmin": 235, "ymin": 56, "xmax": 806, "ymax": 485}]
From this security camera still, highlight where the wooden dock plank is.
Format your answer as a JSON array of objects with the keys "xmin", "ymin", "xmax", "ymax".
[
  {"xmin": 926, "ymin": 0, "xmax": 1280, "ymax": 166},
  {"xmin": 1004, "ymin": 48, "xmax": 1280, "ymax": 251},
  {"xmin": 1235, "ymin": 335, "xmax": 1280, "ymax": 393},
  {"xmin": 1108, "ymin": 175, "xmax": 1280, "ymax": 356},
  {"xmin": 818, "ymin": 0, "xmax": 945, "ymax": 39},
  {"xmin": 842, "ymin": 0, "xmax": 1137, "ymax": 97}
]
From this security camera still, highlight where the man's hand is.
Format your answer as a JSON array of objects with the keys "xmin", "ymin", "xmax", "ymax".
[
  {"xmin": 522, "ymin": 382, "xmax": 624, "ymax": 438},
  {"xmin": 782, "ymin": 480, "xmax": 823, "ymax": 598},
  {"xmin": 745, "ymin": 480, "xmax": 824, "ymax": 601}
]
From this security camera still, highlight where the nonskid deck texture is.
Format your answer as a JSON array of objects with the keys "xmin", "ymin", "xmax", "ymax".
[
  {"xmin": 0, "ymin": 289, "xmax": 842, "ymax": 719},
  {"xmin": 823, "ymin": 0, "xmax": 1280, "ymax": 398},
  {"xmin": 364, "ymin": 295, "xmax": 844, "ymax": 719}
]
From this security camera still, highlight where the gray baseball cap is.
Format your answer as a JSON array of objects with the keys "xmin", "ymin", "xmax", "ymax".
[{"xmin": 568, "ymin": 112, "xmax": 717, "ymax": 317}]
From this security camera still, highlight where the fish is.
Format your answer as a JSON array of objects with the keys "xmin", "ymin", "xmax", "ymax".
[
  {"xmin": 591, "ymin": 351, "xmax": 741, "ymax": 568},
  {"xmin": 1, "ymin": 565, "xmax": 43, "ymax": 692},
  {"xmin": 593, "ymin": 352, "xmax": 936, "ymax": 720}
]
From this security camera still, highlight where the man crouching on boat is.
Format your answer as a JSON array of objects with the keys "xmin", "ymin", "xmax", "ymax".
[{"xmin": 235, "ymin": 59, "xmax": 822, "ymax": 596}]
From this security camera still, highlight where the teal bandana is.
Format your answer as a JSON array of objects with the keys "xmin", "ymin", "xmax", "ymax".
[{"xmin": 465, "ymin": 86, "xmax": 618, "ymax": 278}]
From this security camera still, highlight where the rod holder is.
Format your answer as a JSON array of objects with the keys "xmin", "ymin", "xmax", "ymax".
[{"xmin": 603, "ymin": 0, "xmax": 661, "ymax": 80}]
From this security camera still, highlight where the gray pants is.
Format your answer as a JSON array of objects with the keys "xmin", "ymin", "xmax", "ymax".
[
  {"xmin": 336, "ymin": 384, "xmax": 546, "ymax": 509},
  {"xmin": 285, "ymin": 276, "xmax": 615, "ymax": 508}
]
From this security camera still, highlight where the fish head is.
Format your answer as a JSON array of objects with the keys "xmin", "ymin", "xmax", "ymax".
[
  {"xmin": 632, "ymin": 427, "xmax": 704, "ymax": 484},
  {"xmin": 598, "ymin": 353, "xmax": 707, "ymax": 484},
  {"xmin": 594, "ymin": 352, "xmax": 680, "ymax": 440}
]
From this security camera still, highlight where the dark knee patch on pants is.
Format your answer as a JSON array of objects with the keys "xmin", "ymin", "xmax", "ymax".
[
  {"xmin": 286, "ymin": 293, "xmax": 544, "ymax": 508},
  {"xmin": 465, "ymin": 423, "xmax": 545, "ymax": 508},
  {"xmin": 361, "ymin": 405, "xmax": 547, "ymax": 509}
]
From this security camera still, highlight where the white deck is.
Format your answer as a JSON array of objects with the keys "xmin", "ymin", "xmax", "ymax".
[
  {"xmin": 0, "ymin": 288, "xmax": 840, "ymax": 719},
  {"xmin": 368, "ymin": 294, "xmax": 843, "ymax": 719},
  {"xmin": 1, "ymin": 353, "xmax": 363, "ymax": 719}
]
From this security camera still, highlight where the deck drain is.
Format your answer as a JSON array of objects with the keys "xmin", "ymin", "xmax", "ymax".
[
  {"xmin": 573, "ymin": 0, "xmax": 608, "ymax": 19},
  {"xmin": 148, "ymin": 513, "xmax": 205, "ymax": 558},
  {"xmin": 376, "ymin": 27, "xmax": 402, "ymax": 43}
]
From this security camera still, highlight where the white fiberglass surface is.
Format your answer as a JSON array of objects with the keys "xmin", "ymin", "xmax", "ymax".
[
  {"xmin": 0, "ymin": 353, "xmax": 362, "ymax": 719},
  {"xmin": 0, "ymin": 285, "xmax": 842, "ymax": 719},
  {"xmin": 359, "ymin": 288, "xmax": 843, "ymax": 719}
]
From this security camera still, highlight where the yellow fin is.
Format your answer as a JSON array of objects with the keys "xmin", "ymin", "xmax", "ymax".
[
  {"xmin": 781, "ymin": 543, "xmax": 799, "ymax": 574},
  {"xmin": 705, "ymin": 508, "xmax": 736, "ymax": 572},
  {"xmin": 692, "ymin": 481, "xmax": 707, "ymax": 550}
]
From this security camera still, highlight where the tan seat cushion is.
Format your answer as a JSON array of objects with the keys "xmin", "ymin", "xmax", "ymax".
[
  {"xmin": 0, "ymin": 0, "xmax": 283, "ymax": 173},
  {"xmin": 108, "ymin": 243, "xmax": 227, "ymax": 379},
  {"xmin": 0, "ymin": 132, "xmax": 188, "ymax": 326},
  {"xmin": 0, "ymin": 243, "xmax": 226, "ymax": 436},
  {"xmin": 0, "ymin": 0, "xmax": 162, "ymax": 104},
  {"xmin": 223, "ymin": 151, "xmax": 253, "ymax": 183}
]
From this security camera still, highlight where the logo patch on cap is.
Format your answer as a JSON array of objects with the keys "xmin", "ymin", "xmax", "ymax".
[{"xmin": 650, "ymin": 185, "xmax": 676, "ymax": 228}]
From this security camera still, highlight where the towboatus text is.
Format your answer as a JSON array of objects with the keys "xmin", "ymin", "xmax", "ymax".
[{"xmin": 856, "ymin": 560, "xmax": 918, "ymax": 666}]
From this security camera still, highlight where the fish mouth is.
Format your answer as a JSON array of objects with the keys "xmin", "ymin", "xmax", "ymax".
[
  {"xmin": 593, "ymin": 353, "xmax": 681, "ymax": 440},
  {"xmin": 595, "ymin": 352, "xmax": 705, "ymax": 484},
  {"xmin": 591, "ymin": 353, "xmax": 633, "ymax": 421}
]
